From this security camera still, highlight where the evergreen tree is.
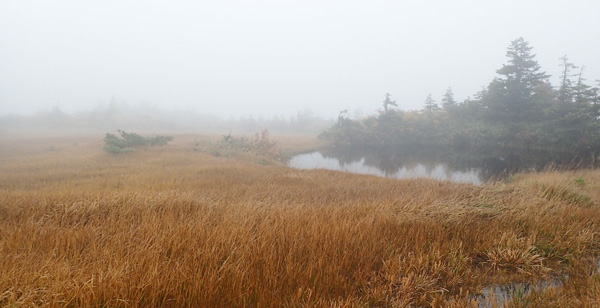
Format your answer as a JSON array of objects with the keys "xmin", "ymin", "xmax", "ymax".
[
  {"xmin": 573, "ymin": 66, "xmax": 596, "ymax": 104},
  {"xmin": 423, "ymin": 94, "xmax": 439, "ymax": 112},
  {"xmin": 441, "ymin": 87, "xmax": 457, "ymax": 109},
  {"xmin": 558, "ymin": 55, "xmax": 578, "ymax": 104},
  {"xmin": 488, "ymin": 37, "xmax": 550, "ymax": 122},
  {"xmin": 382, "ymin": 93, "xmax": 398, "ymax": 112},
  {"xmin": 497, "ymin": 37, "xmax": 550, "ymax": 95}
]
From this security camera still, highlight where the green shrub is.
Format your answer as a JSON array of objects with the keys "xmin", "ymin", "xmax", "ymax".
[
  {"xmin": 198, "ymin": 130, "xmax": 279, "ymax": 159},
  {"xmin": 104, "ymin": 130, "xmax": 173, "ymax": 154}
]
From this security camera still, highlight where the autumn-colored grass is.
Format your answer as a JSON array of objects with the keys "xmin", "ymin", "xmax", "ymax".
[{"xmin": 0, "ymin": 134, "xmax": 599, "ymax": 307}]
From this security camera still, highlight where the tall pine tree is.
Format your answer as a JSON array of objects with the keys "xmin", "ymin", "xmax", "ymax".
[{"xmin": 485, "ymin": 37, "xmax": 550, "ymax": 122}]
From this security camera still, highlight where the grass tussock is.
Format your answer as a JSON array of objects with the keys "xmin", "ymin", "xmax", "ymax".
[
  {"xmin": 483, "ymin": 246, "xmax": 548, "ymax": 275},
  {"xmin": 0, "ymin": 135, "xmax": 600, "ymax": 307}
]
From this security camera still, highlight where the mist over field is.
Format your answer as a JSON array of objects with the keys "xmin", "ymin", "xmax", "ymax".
[
  {"xmin": 1, "ymin": 0, "xmax": 599, "ymax": 120},
  {"xmin": 3, "ymin": 1, "xmax": 600, "ymax": 307}
]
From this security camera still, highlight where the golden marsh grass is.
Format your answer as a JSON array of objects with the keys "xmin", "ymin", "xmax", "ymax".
[{"xmin": 1, "ymin": 135, "xmax": 599, "ymax": 307}]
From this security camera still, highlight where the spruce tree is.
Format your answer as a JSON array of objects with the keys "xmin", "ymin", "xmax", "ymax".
[
  {"xmin": 558, "ymin": 55, "xmax": 578, "ymax": 104},
  {"xmin": 423, "ymin": 94, "xmax": 439, "ymax": 112},
  {"xmin": 487, "ymin": 37, "xmax": 550, "ymax": 122},
  {"xmin": 441, "ymin": 87, "xmax": 457, "ymax": 110},
  {"xmin": 573, "ymin": 66, "xmax": 596, "ymax": 104}
]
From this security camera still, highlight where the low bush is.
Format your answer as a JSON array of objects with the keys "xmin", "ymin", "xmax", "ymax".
[
  {"xmin": 198, "ymin": 130, "xmax": 280, "ymax": 159},
  {"xmin": 103, "ymin": 130, "xmax": 173, "ymax": 154}
]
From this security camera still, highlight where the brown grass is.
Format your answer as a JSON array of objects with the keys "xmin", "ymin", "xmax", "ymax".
[{"xmin": 0, "ymin": 135, "xmax": 599, "ymax": 307}]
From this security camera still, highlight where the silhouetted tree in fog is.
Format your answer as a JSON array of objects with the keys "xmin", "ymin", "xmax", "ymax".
[
  {"xmin": 558, "ymin": 55, "xmax": 578, "ymax": 104},
  {"xmin": 485, "ymin": 37, "xmax": 551, "ymax": 122},
  {"xmin": 441, "ymin": 88, "xmax": 457, "ymax": 110},
  {"xmin": 423, "ymin": 94, "xmax": 439, "ymax": 112},
  {"xmin": 382, "ymin": 93, "xmax": 398, "ymax": 112}
]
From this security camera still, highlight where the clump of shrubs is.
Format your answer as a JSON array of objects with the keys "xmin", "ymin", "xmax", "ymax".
[
  {"xmin": 200, "ymin": 130, "xmax": 279, "ymax": 159},
  {"xmin": 104, "ymin": 130, "xmax": 173, "ymax": 154}
]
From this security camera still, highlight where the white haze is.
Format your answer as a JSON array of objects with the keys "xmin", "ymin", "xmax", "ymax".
[{"xmin": 1, "ymin": 0, "xmax": 599, "ymax": 118}]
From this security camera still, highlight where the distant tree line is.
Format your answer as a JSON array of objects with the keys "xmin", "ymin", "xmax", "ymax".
[
  {"xmin": 0, "ymin": 105, "xmax": 332, "ymax": 135},
  {"xmin": 321, "ymin": 38, "xmax": 600, "ymax": 167}
]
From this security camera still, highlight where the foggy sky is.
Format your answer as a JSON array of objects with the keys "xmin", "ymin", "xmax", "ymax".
[{"xmin": 1, "ymin": 0, "xmax": 599, "ymax": 118}]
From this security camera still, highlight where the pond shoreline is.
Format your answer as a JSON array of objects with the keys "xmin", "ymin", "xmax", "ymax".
[{"xmin": 473, "ymin": 258, "xmax": 600, "ymax": 307}]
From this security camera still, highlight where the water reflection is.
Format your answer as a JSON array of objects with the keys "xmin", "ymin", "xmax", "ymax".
[
  {"xmin": 289, "ymin": 151, "xmax": 483, "ymax": 185},
  {"xmin": 287, "ymin": 145, "xmax": 549, "ymax": 184},
  {"xmin": 474, "ymin": 259, "xmax": 600, "ymax": 307},
  {"xmin": 473, "ymin": 278, "xmax": 563, "ymax": 308}
]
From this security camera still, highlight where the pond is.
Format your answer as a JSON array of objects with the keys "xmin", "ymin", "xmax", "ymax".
[
  {"xmin": 289, "ymin": 151, "xmax": 483, "ymax": 184},
  {"xmin": 287, "ymin": 147, "xmax": 537, "ymax": 185}
]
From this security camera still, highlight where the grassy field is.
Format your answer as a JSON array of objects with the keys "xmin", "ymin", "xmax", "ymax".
[{"xmin": 1, "ymin": 134, "xmax": 600, "ymax": 307}]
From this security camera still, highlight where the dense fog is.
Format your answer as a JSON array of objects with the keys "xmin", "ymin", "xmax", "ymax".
[{"xmin": 1, "ymin": 0, "xmax": 599, "ymax": 120}]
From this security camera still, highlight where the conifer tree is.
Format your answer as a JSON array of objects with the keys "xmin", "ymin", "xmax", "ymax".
[
  {"xmin": 382, "ymin": 93, "xmax": 398, "ymax": 112},
  {"xmin": 423, "ymin": 94, "xmax": 439, "ymax": 112},
  {"xmin": 558, "ymin": 55, "xmax": 578, "ymax": 104},
  {"xmin": 441, "ymin": 87, "xmax": 457, "ymax": 109},
  {"xmin": 487, "ymin": 37, "xmax": 550, "ymax": 122}
]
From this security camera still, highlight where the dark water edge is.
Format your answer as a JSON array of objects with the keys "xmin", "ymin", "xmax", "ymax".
[
  {"xmin": 473, "ymin": 278, "xmax": 564, "ymax": 308},
  {"xmin": 473, "ymin": 259, "xmax": 600, "ymax": 307},
  {"xmin": 288, "ymin": 146, "xmax": 597, "ymax": 184}
]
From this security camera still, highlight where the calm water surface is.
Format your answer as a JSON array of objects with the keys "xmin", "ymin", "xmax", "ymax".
[{"xmin": 289, "ymin": 151, "xmax": 484, "ymax": 185}]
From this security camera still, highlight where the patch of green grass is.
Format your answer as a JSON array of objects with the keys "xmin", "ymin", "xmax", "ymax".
[{"xmin": 539, "ymin": 184, "xmax": 593, "ymax": 207}]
